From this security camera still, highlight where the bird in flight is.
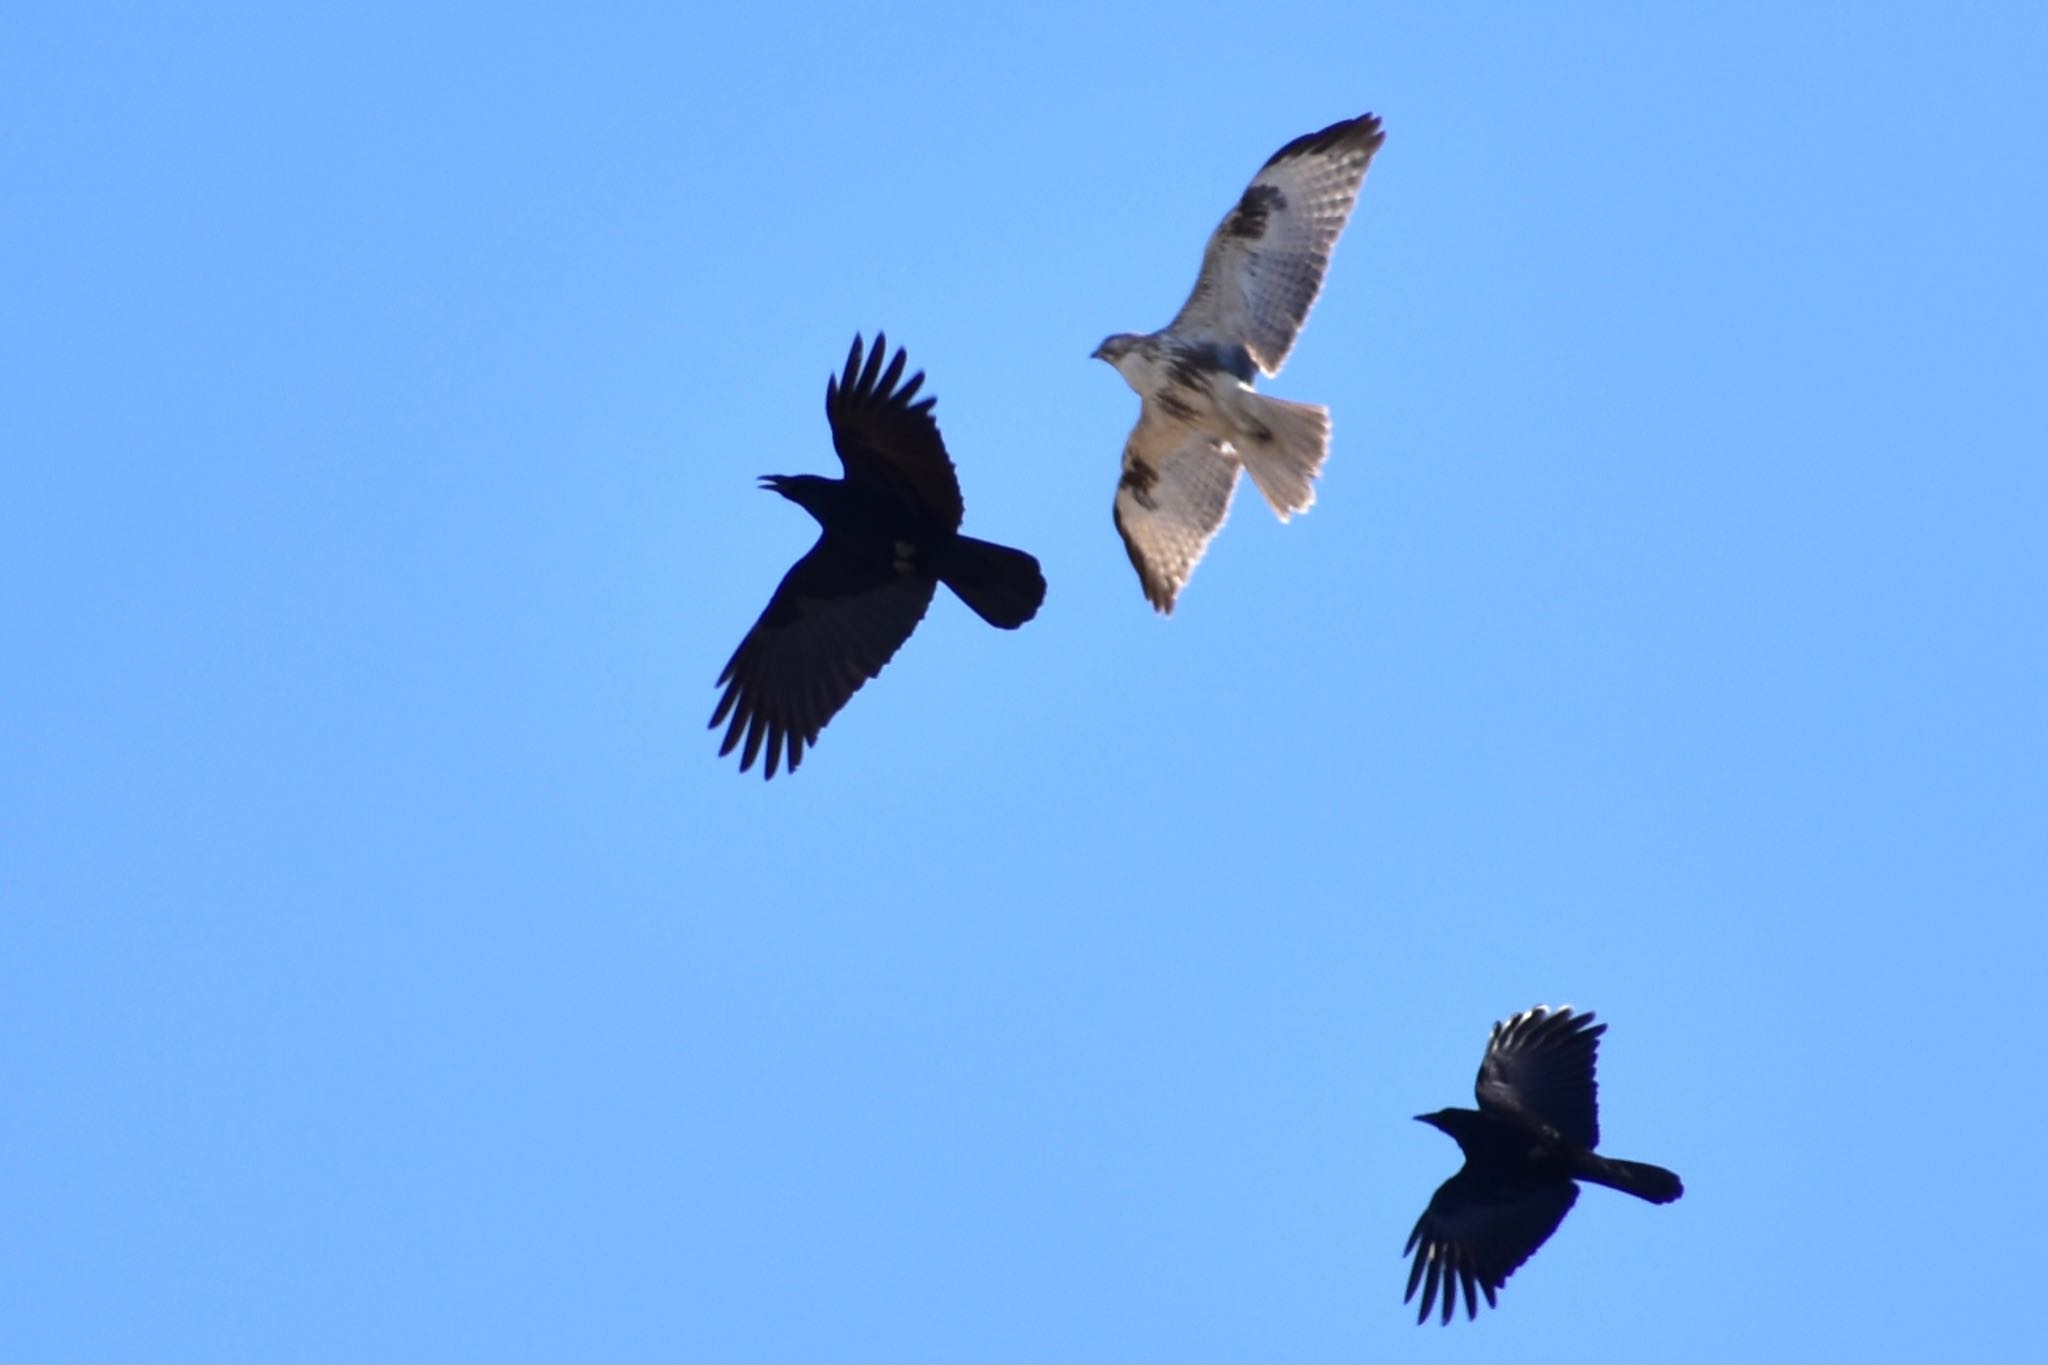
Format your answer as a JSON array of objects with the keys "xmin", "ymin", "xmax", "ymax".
[
  {"xmin": 1093, "ymin": 112, "xmax": 1386, "ymax": 613},
  {"xmin": 1404, "ymin": 1005, "xmax": 1683, "ymax": 1324},
  {"xmin": 710, "ymin": 334, "xmax": 1046, "ymax": 779}
]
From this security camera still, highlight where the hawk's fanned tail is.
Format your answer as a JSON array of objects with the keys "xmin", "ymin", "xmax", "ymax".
[{"xmin": 1235, "ymin": 392, "xmax": 1329, "ymax": 520}]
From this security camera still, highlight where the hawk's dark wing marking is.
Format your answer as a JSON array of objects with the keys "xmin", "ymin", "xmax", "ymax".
[
  {"xmin": 1111, "ymin": 410, "xmax": 1240, "ymax": 614},
  {"xmin": 1169, "ymin": 113, "xmax": 1386, "ymax": 375}
]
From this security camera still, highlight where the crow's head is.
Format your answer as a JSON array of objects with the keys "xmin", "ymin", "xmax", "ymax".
[
  {"xmin": 758, "ymin": 473, "xmax": 835, "ymax": 511},
  {"xmin": 1414, "ymin": 1108, "xmax": 1489, "ymax": 1145}
]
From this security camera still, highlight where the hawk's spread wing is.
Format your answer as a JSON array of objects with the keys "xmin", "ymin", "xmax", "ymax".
[
  {"xmin": 1112, "ymin": 409, "xmax": 1240, "ymax": 614},
  {"xmin": 710, "ymin": 541, "xmax": 937, "ymax": 779},
  {"xmin": 1475, "ymin": 1006, "xmax": 1604, "ymax": 1150},
  {"xmin": 827, "ymin": 332, "xmax": 965, "ymax": 529},
  {"xmin": 1404, "ymin": 1172, "xmax": 1578, "ymax": 1325},
  {"xmin": 1168, "ymin": 113, "xmax": 1386, "ymax": 375}
]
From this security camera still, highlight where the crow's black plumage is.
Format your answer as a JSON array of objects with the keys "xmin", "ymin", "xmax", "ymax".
[
  {"xmin": 710, "ymin": 334, "xmax": 1045, "ymax": 779},
  {"xmin": 1404, "ymin": 1006, "xmax": 1683, "ymax": 1324}
]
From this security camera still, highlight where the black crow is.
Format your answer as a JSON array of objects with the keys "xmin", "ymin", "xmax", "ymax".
[
  {"xmin": 711, "ymin": 334, "xmax": 1045, "ymax": 779},
  {"xmin": 1404, "ymin": 1005, "xmax": 1683, "ymax": 1324}
]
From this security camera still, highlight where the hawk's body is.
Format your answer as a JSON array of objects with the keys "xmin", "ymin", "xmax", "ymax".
[{"xmin": 1095, "ymin": 112, "xmax": 1386, "ymax": 612}]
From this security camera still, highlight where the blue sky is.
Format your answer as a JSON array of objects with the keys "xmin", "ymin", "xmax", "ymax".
[{"xmin": 5, "ymin": 3, "xmax": 2045, "ymax": 1359}]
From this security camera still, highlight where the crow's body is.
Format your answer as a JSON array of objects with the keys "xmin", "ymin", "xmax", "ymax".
[
  {"xmin": 710, "ymin": 334, "xmax": 1044, "ymax": 779},
  {"xmin": 1404, "ymin": 1006, "xmax": 1683, "ymax": 1324}
]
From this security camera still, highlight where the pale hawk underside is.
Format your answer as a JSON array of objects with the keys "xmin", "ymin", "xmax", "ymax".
[{"xmin": 1105, "ymin": 111, "xmax": 1385, "ymax": 613}]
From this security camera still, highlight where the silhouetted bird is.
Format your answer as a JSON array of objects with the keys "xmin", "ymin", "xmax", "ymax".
[
  {"xmin": 1404, "ymin": 1005, "xmax": 1683, "ymax": 1324},
  {"xmin": 711, "ymin": 334, "xmax": 1045, "ymax": 779}
]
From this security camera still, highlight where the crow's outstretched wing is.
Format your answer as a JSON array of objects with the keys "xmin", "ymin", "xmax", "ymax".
[
  {"xmin": 1404, "ymin": 1171, "xmax": 1578, "ymax": 1325},
  {"xmin": 1476, "ymin": 1006, "xmax": 1605, "ymax": 1149},
  {"xmin": 1168, "ymin": 113, "xmax": 1385, "ymax": 375},
  {"xmin": 710, "ymin": 541, "xmax": 935, "ymax": 779},
  {"xmin": 1112, "ymin": 408, "xmax": 1240, "ymax": 613},
  {"xmin": 827, "ymin": 333, "xmax": 965, "ymax": 529}
]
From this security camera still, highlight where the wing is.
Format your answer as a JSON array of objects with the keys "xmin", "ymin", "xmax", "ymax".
[
  {"xmin": 710, "ymin": 538, "xmax": 937, "ymax": 779},
  {"xmin": 1168, "ymin": 113, "xmax": 1386, "ymax": 375},
  {"xmin": 1403, "ymin": 1170, "xmax": 1578, "ymax": 1325},
  {"xmin": 1111, "ymin": 409, "xmax": 1240, "ymax": 614},
  {"xmin": 1475, "ymin": 1006, "xmax": 1604, "ymax": 1150},
  {"xmin": 826, "ymin": 332, "xmax": 965, "ymax": 530}
]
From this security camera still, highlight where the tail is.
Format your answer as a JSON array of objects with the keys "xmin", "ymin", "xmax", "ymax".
[
  {"xmin": 1234, "ymin": 392, "xmax": 1330, "ymax": 520},
  {"xmin": 1576, "ymin": 1153, "xmax": 1684, "ymax": 1205},
  {"xmin": 939, "ymin": 536, "xmax": 1046, "ymax": 629}
]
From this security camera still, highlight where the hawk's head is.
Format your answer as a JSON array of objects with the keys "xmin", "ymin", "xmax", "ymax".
[{"xmin": 1091, "ymin": 333, "xmax": 1143, "ymax": 366}]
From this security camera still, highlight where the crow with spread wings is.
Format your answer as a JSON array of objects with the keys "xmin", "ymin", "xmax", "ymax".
[
  {"xmin": 1094, "ymin": 112, "xmax": 1386, "ymax": 613},
  {"xmin": 1404, "ymin": 1005, "xmax": 1684, "ymax": 1324},
  {"xmin": 710, "ymin": 334, "xmax": 1045, "ymax": 779}
]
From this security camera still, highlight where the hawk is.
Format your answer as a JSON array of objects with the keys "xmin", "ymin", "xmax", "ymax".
[
  {"xmin": 710, "ymin": 334, "xmax": 1046, "ymax": 779},
  {"xmin": 1093, "ymin": 112, "xmax": 1386, "ymax": 612},
  {"xmin": 1403, "ymin": 1006, "xmax": 1684, "ymax": 1324}
]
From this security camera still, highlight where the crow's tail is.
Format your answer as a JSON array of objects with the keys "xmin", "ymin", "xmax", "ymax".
[
  {"xmin": 940, "ymin": 536, "xmax": 1046, "ymax": 629},
  {"xmin": 1576, "ymin": 1153, "xmax": 1684, "ymax": 1204}
]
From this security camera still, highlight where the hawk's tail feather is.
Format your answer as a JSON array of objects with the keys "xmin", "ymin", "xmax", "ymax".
[
  {"xmin": 1236, "ymin": 393, "xmax": 1329, "ymax": 520},
  {"xmin": 1575, "ymin": 1154, "xmax": 1685, "ymax": 1205},
  {"xmin": 940, "ymin": 536, "xmax": 1046, "ymax": 630}
]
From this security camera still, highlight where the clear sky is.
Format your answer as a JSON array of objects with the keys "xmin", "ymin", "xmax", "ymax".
[{"xmin": 5, "ymin": 3, "xmax": 2045, "ymax": 1360}]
